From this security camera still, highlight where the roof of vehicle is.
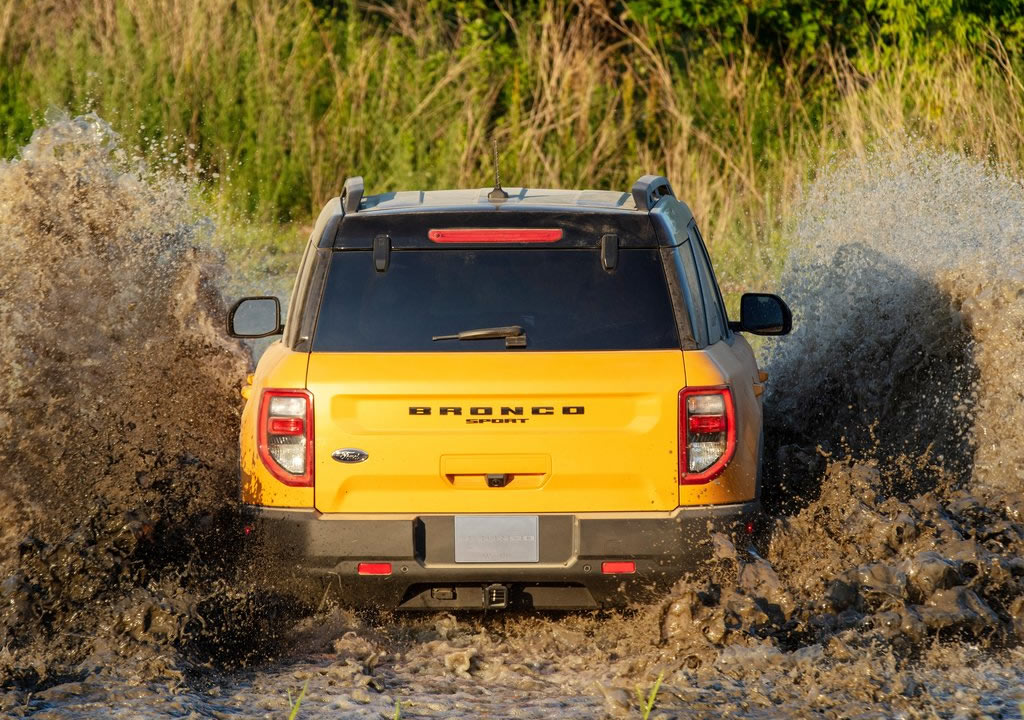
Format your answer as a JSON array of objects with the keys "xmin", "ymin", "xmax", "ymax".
[
  {"xmin": 310, "ymin": 175, "xmax": 692, "ymax": 250},
  {"xmin": 358, "ymin": 188, "xmax": 639, "ymax": 214}
]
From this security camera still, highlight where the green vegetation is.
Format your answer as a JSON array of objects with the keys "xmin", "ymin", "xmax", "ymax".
[
  {"xmin": 636, "ymin": 670, "xmax": 664, "ymax": 720},
  {"xmin": 286, "ymin": 679, "xmax": 308, "ymax": 719},
  {"xmin": 2, "ymin": 0, "xmax": 1023, "ymax": 294}
]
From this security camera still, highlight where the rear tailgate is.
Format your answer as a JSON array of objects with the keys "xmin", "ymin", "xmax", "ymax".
[
  {"xmin": 308, "ymin": 351, "xmax": 685, "ymax": 513},
  {"xmin": 306, "ymin": 244, "xmax": 686, "ymax": 514}
]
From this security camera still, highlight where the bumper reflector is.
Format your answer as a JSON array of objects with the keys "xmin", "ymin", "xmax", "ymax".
[
  {"xmin": 601, "ymin": 561, "xmax": 636, "ymax": 575},
  {"xmin": 357, "ymin": 562, "xmax": 392, "ymax": 576}
]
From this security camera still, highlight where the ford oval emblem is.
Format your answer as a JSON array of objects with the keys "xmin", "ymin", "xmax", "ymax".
[{"xmin": 332, "ymin": 448, "xmax": 369, "ymax": 464}]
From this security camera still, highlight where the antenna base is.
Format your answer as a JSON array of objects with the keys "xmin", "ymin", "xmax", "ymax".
[{"xmin": 487, "ymin": 186, "xmax": 509, "ymax": 201}]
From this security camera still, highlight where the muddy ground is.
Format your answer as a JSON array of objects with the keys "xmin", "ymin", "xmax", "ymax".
[{"xmin": 0, "ymin": 118, "xmax": 1022, "ymax": 718}]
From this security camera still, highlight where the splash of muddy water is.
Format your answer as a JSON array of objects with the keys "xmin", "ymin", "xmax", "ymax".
[
  {"xmin": 1, "ymin": 123, "xmax": 1022, "ymax": 717},
  {"xmin": 0, "ymin": 115, "xmax": 299, "ymax": 692}
]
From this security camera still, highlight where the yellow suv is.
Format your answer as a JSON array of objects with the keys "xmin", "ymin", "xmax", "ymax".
[{"xmin": 229, "ymin": 175, "xmax": 790, "ymax": 610}]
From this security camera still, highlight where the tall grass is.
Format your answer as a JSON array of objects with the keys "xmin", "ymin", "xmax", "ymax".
[{"xmin": 2, "ymin": 0, "xmax": 1023, "ymax": 295}]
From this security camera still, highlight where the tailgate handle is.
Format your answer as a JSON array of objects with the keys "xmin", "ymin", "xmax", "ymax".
[
  {"xmin": 447, "ymin": 472, "xmax": 546, "ymax": 489},
  {"xmin": 486, "ymin": 473, "xmax": 510, "ymax": 488},
  {"xmin": 441, "ymin": 454, "xmax": 551, "ymax": 489}
]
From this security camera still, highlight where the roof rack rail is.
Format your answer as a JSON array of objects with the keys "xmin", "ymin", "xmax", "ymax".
[
  {"xmin": 341, "ymin": 176, "xmax": 364, "ymax": 214},
  {"xmin": 631, "ymin": 175, "xmax": 674, "ymax": 211}
]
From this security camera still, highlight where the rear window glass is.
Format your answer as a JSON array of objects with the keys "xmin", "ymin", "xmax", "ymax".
[{"xmin": 312, "ymin": 249, "xmax": 679, "ymax": 352}]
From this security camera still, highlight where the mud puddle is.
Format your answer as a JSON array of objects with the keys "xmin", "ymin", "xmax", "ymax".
[
  {"xmin": 1, "ymin": 120, "xmax": 1023, "ymax": 717},
  {"xmin": 8, "ymin": 612, "xmax": 1024, "ymax": 718}
]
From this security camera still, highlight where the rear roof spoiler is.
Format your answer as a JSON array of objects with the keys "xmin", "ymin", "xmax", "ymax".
[
  {"xmin": 341, "ymin": 174, "xmax": 676, "ymax": 215},
  {"xmin": 335, "ymin": 174, "xmax": 675, "ymax": 215}
]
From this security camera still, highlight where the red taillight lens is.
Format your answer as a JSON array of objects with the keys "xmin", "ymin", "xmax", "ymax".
[
  {"xmin": 688, "ymin": 414, "xmax": 727, "ymax": 434},
  {"xmin": 357, "ymin": 562, "xmax": 392, "ymax": 576},
  {"xmin": 268, "ymin": 417, "xmax": 304, "ymax": 435},
  {"xmin": 602, "ymin": 561, "xmax": 636, "ymax": 574},
  {"xmin": 258, "ymin": 389, "xmax": 314, "ymax": 487},
  {"xmin": 679, "ymin": 386, "xmax": 735, "ymax": 484},
  {"xmin": 428, "ymin": 228, "xmax": 563, "ymax": 244}
]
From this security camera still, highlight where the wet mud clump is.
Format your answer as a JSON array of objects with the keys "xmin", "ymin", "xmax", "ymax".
[
  {"xmin": 0, "ymin": 116, "xmax": 289, "ymax": 688},
  {"xmin": 663, "ymin": 464, "xmax": 1024, "ymax": 653}
]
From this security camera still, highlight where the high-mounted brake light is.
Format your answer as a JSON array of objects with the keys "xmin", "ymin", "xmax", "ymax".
[
  {"xmin": 428, "ymin": 228, "xmax": 562, "ymax": 244},
  {"xmin": 679, "ymin": 386, "xmax": 735, "ymax": 484},
  {"xmin": 258, "ymin": 389, "xmax": 314, "ymax": 487}
]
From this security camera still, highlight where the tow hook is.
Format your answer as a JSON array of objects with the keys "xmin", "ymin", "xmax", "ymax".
[{"xmin": 484, "ymin": 583, "xmax": 509, "ymax": 609}]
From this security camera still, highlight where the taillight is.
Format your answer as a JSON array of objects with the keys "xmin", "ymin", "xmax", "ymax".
[
  {"xmin": 258, "ymin": 389, "xmax": 314, "ymax": 487},
  {"xmin": 679, "ymin": 386, "xmax": 735, "ymax": 484}
]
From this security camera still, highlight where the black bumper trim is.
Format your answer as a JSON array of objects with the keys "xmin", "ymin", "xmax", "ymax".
[{"xmin": 245, "ymin": 502, "xmax": 759, "ymax": 609}]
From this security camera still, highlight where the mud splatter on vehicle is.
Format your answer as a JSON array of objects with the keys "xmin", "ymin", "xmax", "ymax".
[{"xmin": 0, "ymin": 121, "xmax": 1022, "ymax": 717}]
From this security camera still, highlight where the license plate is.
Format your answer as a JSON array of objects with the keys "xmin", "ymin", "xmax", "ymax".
[{"xmin": 454, "ymin": 515, "xmax": 539, "ymax": 563}]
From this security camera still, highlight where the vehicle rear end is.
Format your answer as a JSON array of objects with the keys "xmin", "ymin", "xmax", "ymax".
[{"xmin": 241, "ymin": 188, "xmax": 760, "ymax": 610}]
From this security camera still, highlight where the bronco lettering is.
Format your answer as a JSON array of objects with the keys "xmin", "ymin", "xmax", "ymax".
[{"xmin": 408, "ymin": 405, "xmax": 585, "ymax": 416}]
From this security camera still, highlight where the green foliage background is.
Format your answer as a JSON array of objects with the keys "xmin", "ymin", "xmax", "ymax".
[
  {"xmin": 1, "ymin": 0, "xmax": 1022, "ymax": 294},
  {"xmin": 629, "ymin": 0, "xmax": 1024, "ymax": 61}
]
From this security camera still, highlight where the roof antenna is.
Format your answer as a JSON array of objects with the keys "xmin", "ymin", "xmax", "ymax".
[{"xmin": 487, "ymin": 136, "xmax": 508, "ymax": 201}]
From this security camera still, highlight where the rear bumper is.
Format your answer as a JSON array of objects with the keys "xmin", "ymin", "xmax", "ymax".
[{"xmin": 244, "ymin": 502, "xmax": 759, "ymax": 609}]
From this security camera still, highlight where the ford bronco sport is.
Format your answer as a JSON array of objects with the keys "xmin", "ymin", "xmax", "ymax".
[{"xmin": 229, "ymin": 174, "xmax": 791, "ymax": 610}]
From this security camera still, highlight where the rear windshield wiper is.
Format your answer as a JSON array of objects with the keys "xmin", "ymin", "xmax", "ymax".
[{"xmin": 432, "ymin": 325, "xmax": 527, "ymax": 348}]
